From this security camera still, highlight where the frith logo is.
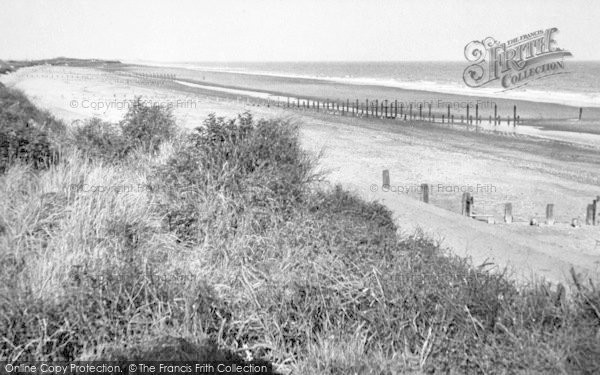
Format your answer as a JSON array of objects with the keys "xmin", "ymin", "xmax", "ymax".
[{"xmin": 463, "ymin": 28, "xmax": 572, "ymax": 90}]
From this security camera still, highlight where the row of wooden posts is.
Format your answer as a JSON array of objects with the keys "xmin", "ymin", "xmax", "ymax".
[
  {"xmin": 382, "ymin": 170, "xmax": 599, "ymax": 226},
  {"xmin": 265, "ymin": 97, "xmax": 523, "ymax": 126}
]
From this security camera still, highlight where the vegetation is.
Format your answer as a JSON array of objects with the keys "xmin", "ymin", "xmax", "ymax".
[
  {"xmin": 0, "ymin": 92, "xmax": 599, "ymax": 374},
  {"xmin": 0, "ymin": 85, "xmax": 65, "ymax": 173}
]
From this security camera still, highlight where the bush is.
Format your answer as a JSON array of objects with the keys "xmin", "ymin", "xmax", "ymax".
[
  {"xmin": 72, "ymin": 118, "xmax": 130, "ymax": 163},
  {"xmin": 120, "ymin": 97, "xmax": 177, "ymax": 153},
  {"xmin": 0, "ymin": 124, "xmax": 57, "ymax": 173},
  {"xmin": 0, "ymin": 86, "xmax": 66, "ymax": 173},
  {"xmin": 152, "ymin": 113, "xmax": 317, "ymax": 243}
]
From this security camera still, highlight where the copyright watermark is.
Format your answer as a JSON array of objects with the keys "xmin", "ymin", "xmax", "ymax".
[
  {"xmin": 69, "ymin": 98, "xmax": 198, "ymax": 111},
  {"xmin": 371, "ymin": 183, "xmax": 497, "ymax": 194}
]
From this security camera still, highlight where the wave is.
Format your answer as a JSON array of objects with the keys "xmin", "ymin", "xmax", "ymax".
[{"xmin": 124, "ymin": 60, "xmax": 600, "ymax": 108}]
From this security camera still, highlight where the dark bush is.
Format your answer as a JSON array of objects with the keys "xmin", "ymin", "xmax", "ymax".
[
  {"xmin": 0, "ymin": 86, "xmax": 65, "ymax": 172},
  {"xmin": 151, "ymin": 113, "xmax": 316, "ymax": 243},
  {"xmin": 120, "ymin": 97, "xmax": 177, "ymax": 153},
  {"xmin": 0, "ymin": 121, "xmax": 58, "ymax": 173},
  {"xmin": 72, "ymin": 118, "xmax": 130, "ymax": 163}
]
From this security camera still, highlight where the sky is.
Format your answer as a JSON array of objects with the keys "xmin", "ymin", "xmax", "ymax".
[{"xmin": 1, "ymin": 0, "xmax": 599, "ymax": 62}]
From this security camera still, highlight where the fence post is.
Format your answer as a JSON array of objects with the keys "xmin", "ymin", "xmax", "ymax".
[
  {"xmin": 410, "ymin": 104, "xmax": 413, "ymax": 120},
  {"xmin": 504, "ymin": 203, "xmax": 513, "ymax": 223},
  {"xmin": 462, "ymin": 192, "xmax": 473, "ymax": 216},
  {"xmin": 447, "ymin": 104, "xmax": 450, "ymax": 121},
  {"xmin": 475, "ymin": 104, "xmax": 479, "ymax": 124},
  {"xmin": 356, "ymin": 99, "xmax": 359, "ymax": 116},
  {"xmin": 513, "ymin": 105, "xmax": 517, "ymax": 127},
  {"xmin": 385, "ymin": 100, "xmax": 388, "ymax": 118},
  {"xmin": 395, "ymin": 100, "xmax": 398, "ymax": 119},
  {"xmin": 546, "ymin": 204, "xmax": 555, "ymax": 225},
  {"xmin": 382, "ymin": 170, "xmax": 390, "ymax": 188},
  {"xmin": 419, "ymin": 104, "xmax": 422, "ymax": 120},
  {"xmin": 586, "ymin": 204, "xmax": 594, "ymax": 225},
  {"xmin": 494, "ymin": 103, "xmax": 497, "ymax": 125},
  {"xmin": 366, "ymin": 99, "xmax": 369, "ymax": 117},
  {"xmin": 428, "ymin": 103, "xmax": 432, "ymax": 120},
  {"xmin": 374, "ymin": 100, "xmax": 378, "ymax": 118},
  {"xmin": 442, "ymin": 115, "xmax": 445, "ymax": 123},
  {"xmin": 466, "ymin": 104, "xmax": 470, "ymax": 124},
  {"xmin": 579, "ymin": 107, "xmax": 583, "ymax": 121},
  {"xmin": 594, "ymin": 197, "xmax": 599, "ymax": 225},
  {"xmin": 421, "ymin": 184, "xmax": 429, "ymax": 203}
]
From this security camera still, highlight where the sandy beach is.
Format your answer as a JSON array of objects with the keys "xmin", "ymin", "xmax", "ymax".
[{"xmin": 2, "ymin": 64, "xmax": 600, "ymax": 284}]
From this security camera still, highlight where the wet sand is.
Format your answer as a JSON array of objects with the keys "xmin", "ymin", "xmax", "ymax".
[{"xmin": 114, "ymin": 64, "xmax": 600, "ymax": 124}]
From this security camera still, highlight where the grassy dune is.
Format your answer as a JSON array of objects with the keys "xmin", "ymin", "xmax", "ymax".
[{"xmin": 1, "ymin": 85, "xmax": 599, "ymax": 374}]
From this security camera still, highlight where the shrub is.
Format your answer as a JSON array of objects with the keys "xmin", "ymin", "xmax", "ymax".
[
  {"xmin": 0, "ymin": 86, "xmax": 64, "ymax": 173},
  {"xmin": 72, "ymin": 118, "xmax": 130, "ymax": 163},
  {"xmin": 152, "ymin": 113, "xmax": 317, "ymax": 243},
  {"xmin": 0, "ymin": 121, "xmax": 57, "ymax": 173},
  {"xmin": 120, "ymin": 97, "xmax": 177, "ymax": 153}
]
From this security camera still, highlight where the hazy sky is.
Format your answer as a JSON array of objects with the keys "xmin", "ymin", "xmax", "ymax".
[{"xmin": 1, "ymin": 0, "xmax": 599, "ymax": 62}]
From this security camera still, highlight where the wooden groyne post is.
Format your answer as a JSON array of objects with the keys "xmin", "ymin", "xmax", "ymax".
[
  {"xmin": 586, "ymin": 204, "xmax": 594, "ymax": 225},
  {"xmin": 546, "ymin": 204, "xmax": 555, "ymax": 226},
  {"xmin": 494, "ymin": 104, "xmax": 497, "ymax": 125},
  {"xmin": 504, "ymin": 203, "xmax": 513, "ymax": 223},
  {"xmin": 421, "ymin": 183, "xmax": 429, "ymax": 203},
  {"xmin": 594, "ymin": 197, "xmax": 599, "ymax": 225},
  {"xmin": 462, "ymin": 192, "xmax": 473, "ymax": 216},
  {"xmin": 382, "ymin": 169, "xmax": 390, "ymax": 188},
  {"xmin": 579, "ymin": 107, "xmax": 583, "ymax": 121}
]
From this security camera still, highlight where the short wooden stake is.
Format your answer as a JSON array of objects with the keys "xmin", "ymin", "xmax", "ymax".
[
  {"xmin": 586, "ymin": 204, "xmax": 594, "ymax": 225},
  {"xmin": 494, "ymin": 104, "xmax": 497, "ymax": 124},
  {"xmin": 421, "ymin": 184, "xmax": 429, "ymax": 203},
  {"xmin": 382, "ymin": 170, "xmax": 390, "ymax": 188},
  {"xmin": 462, "ymin": 192, "xmax": 473, "ymax": 216},
  {"xmin": 504, "ymin": 203, "xmax": 513, "ymax": 223},
  {"xmin": 579, "ymin": 107, "xmax": 583, "ymax": 121},
  {"xmin": 546, "ymin": 204, "xmax": 555, "ymax": 225}
]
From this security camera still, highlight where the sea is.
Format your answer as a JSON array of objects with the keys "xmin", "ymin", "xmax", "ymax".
[{"xmin": 127, "ymin": 61, "xmax": 600, "ymax": 108}]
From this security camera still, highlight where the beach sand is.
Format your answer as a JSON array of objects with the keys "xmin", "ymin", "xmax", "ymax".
[{"xmin": 2, "ymin": 65, "xmax": 600, "ymax": 285}]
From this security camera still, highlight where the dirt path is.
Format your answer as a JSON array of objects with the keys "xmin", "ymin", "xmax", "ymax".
[{"xmin": 2, "ymin": 66, "xmax": 600, "ymax": 285}]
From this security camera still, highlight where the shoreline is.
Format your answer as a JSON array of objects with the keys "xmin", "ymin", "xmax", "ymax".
[
  {"xmin": 122, "ymin": 60, "xmax": 600, "ymax": 108},
  {"xmin": 113, "ymin": 63, "xmax": 600, "ymax": 129}
]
